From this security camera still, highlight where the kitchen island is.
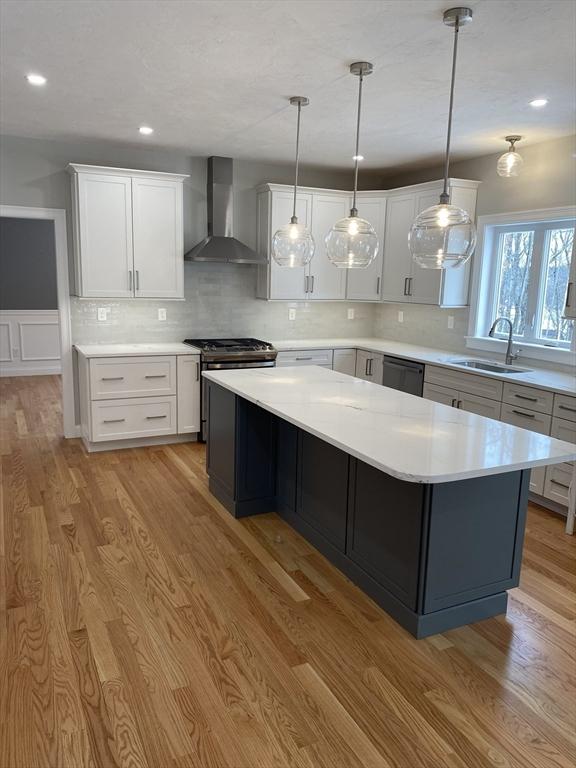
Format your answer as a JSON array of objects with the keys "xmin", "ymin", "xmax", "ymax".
[{"xmin": 203, "ymin": 366, "xmax": 576, "ymax": 637}]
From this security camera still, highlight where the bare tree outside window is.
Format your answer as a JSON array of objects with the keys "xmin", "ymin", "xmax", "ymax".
[
  {"xmin": 495, "ymin": 230, "xmax": 533, "ymax": 335},
  {"xmin": 540, "ymin": 228, "xmax": 574, "ymax": 342}
]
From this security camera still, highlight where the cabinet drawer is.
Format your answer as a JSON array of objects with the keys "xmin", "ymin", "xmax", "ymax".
[
  {"xmin": 423, "ymin": 383, "xmax": 458, "ymax": 407},
  {"xmin": 543, "ymin": 463, "xmax": 573, "ymax": 506},
  {"xmin": 550, "ymin": 417, "xmax": 576, "ymax": 448},
  {"xmin": 500, "ymin": 403, "xmax": 551, "ymax": 435},
  {"xmin": 458, "ymin": 393, "xmax": 502, "ymax": 420},
  {"xmin": 276, "ymin": 349, "xmax": 333, "ymax": 367},
  {"xmin": 89, "ymin": 356, "xmax": 176, "ymax": 399},
  {"xmin": 553, "ymin": 393, "xmax": 576, "ymax": 422},
  {"xmin": 424, "ymin": 365, "xmax": 503, "ymax": 401},
  {"xmin": 502, "ymin": 383, "xmax": 553, "ymax": 414},
  {"xmin": 91, "ymin": 396, "xmax": 176, "ymax": 441}
]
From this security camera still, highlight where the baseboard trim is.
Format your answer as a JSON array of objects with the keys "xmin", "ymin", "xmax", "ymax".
[
  {"xmin": 528, "ymin": 492, "xmax": 568, "ymax": 518},
  {"xmin": 0, "ymin": 366, "xmax": 62, "ymax": 377},
  {"xmin": 81, "ymin": 432, "xmax": 198, "ymax": 453}
]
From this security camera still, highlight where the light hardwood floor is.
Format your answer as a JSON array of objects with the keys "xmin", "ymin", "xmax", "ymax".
[{"xmin": 1, "ymin": 375, "xmax": 575, "ymax": 768}]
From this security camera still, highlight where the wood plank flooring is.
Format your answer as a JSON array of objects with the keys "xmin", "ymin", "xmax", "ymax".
[{"xmin": 1, "ymin": 374, "xmax": 575, "ymax": 768}]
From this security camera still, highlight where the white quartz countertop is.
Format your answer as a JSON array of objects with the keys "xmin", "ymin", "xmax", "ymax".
[
  {"xmin": 203, "ymin": 366, "xmax": 576, "ymax": 484},
  {"xmin": 75, "ymin": 343, "xmax": 201, "ymax": 357},
  {"xmin": 271, "ymin": 337, "xmax": 576, "ymax": 395}
]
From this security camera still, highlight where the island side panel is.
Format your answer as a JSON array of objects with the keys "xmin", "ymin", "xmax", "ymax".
[
  {"xmin": 206, "ymin": 382, "xmax": 276, "ymax": 517},
  {"xmin": 422, "ymin": 469, "xmax": 530, "ymax": 614}
]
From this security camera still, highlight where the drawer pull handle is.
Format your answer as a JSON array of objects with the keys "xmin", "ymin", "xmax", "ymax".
[
  {"xmin": 559, "ymin": 404, "xmax": 576, "ymax": 413},
  {"xmin": 144, "ymin": 374, "xmax": 167, "ymax": 379},
  {"xmin": 103, "ymin": 418, "xmax": 126, "ymax": 424},
  {"xmin": 512, "ymin": 409, "xmax": 535, "ymax": 418},
  {"xmin": 146, "ymin": 415, "xmax": 167, "ymax": 420},
  {"xmin": 295, "ymin": 357, "xmax": 313, "ymax": 361},
  {"xmin": 550, "ymin": 479, "xmax": 570, "ymax": 490},
  {"xmin": 196, "ymin": 361, "xmax": 200, "ymax": 381},
  {"xmin": 101, "ymin": 376, "xmax": 124, "ymax": 381},
  {"xmin": 514, "ymin": 394, "xmax": 538, "ymax": 402}
]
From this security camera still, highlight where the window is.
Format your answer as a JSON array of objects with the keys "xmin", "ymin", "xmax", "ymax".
[{"xmin": 472, "ymin": 213, "xmax": 575, "ymax": 355}]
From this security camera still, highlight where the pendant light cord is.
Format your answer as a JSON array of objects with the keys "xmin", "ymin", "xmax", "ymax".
[
  {"xmin": 291, "ymin": 101, "xmax": 302, "ymax": 223},
  {"xmin": 351, "ymin": 71, "xmax": 364, "ymax": 216},
  {"xmin": 441, "ymin": 17, "xmax": 460, "ymax": 204}
]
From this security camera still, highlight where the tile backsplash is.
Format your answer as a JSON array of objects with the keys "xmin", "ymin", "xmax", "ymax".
[
  {"xmin": 71, "ymin": 262, "xmax": 375, "ymax": 343},
  {"xmin": 373, "ymin": 303, "xmax": 471, "ymax": 353}
]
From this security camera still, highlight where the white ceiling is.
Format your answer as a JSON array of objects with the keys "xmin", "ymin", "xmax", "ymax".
[{"xmin": 1, "ymin": 0, "xmax": 575, "ymax": 171}]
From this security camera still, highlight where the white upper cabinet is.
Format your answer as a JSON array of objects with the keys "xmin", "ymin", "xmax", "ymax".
[
  {"xmin": 69, "ymin": 164, "xmax": 188, "ymax": 299},
  {"xmin": 381, "ymin": 179, "xmax": 479, "ymax": 307},
  {"xmin": 255, "ymin": 179, "xmax": 478, "ymax": 305},
  {"xmin": 309, "ymin": 194, "xmax": 348, "ymax": 300},
  {"xmin": 257, "ymin": 189, "xmax": 312, "ymax": 300},
  {"xmin": 346, "ymin": 195, "xmax": 387, "ymax": 301},
  {"xmin": 74, "ymin": 172, "xmax": 134, "ymax": 298}
]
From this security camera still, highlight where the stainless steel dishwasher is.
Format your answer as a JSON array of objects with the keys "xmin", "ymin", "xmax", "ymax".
[{"xmin": 382, "ymin": 356, "xmax": 424, "ymax": 396}]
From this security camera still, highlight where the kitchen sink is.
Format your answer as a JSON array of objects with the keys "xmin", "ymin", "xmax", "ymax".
[{"xmin": 449, "ymin": 359, "xmax": 532, "ymax": 374}]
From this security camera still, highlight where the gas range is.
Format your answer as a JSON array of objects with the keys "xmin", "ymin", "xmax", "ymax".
[
  {"xmin": 182, "ymin": 338, "xmax": 277, "ymax": 440},
  {"xmin": 183, "ymin": 337, "xmax": 277, "ymax": 364}
]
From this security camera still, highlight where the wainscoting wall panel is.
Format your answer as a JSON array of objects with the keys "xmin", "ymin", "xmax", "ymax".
[{"xmin": 0, "ymin": 310, "xmax": 61, "ymax": 376}]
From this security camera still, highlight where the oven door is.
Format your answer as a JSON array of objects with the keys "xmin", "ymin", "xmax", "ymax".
[{"xmin": 200, "ymin": 359, "xmax": 276, "ymax": 441}]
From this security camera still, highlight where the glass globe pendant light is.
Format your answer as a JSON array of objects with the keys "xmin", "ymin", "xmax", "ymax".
[
  {"xmin": 409, "ymin": 8, "xmax": 476, "ymax": 270},
  {"xmin": 325, "ymin": 62, "xmax": 379, "ymax": 269},
  {"xmin": 497, "ymin": 135, "xmax": 524, "ymax": 177},
  {"xmin": 272, "ymin": 96, "xmax": 315, "ymax": 267}
]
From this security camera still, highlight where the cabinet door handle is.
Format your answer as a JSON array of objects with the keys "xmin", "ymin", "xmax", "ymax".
[
  {"xmin": 566, "ymin": 281, "xmax": 573, "ymax": 308},
  {"xmin": 365, "ymin": 358, "xmax": 369, "ymax": 376},
  {"xmin": 403, "ymin": 277, "xmax": 409, "ymax": 296},
  {"xmin": 128, "ymin": 270, "xmax": 133, "ymax": 292},
  {"xmin": 376, "ymin": 276, "xmax": 381, "ymax": 295},
  {"xmin": 310, "ymin": 275, "xmax": 315, "ymax": 293},
  {"xmin": 550, "ymin": 479, "xmax": 570, "ymax": 489},
  {"xmin": 559, "ymin": 404, "xmax": 576, "ymax": 413},
  {"xmin": 512, "ymin": 409, "xmax": 536, "ymax": 418},
  {"xmin": 103, "ymin": 418, "xmax": 125, "ymax": 423},
  {"xmin": 514, "ymin": 394, "xmax": 538, "ymax": 402},
  {"xmin": 196, "ymin": 362, "xmax": 200, "ymax": 381},
  {"xmin": 144, "ymin": 374, "xmax": 167, "ymax": 379},
  {"xmin": 304, "ymin": 276, "xmax": 309, "ymax": 293},
  {"xmin": 408, "ymin": 277, "xmax": 413, "ymax": 296},
  {"xmin": 101, "ymin": 376, "xmax": 124, "ymax": 381},
  {"xmin": 451, "ymin": 398, "xmax": 457, "ymax": 407},
  {"xmin": 146, "ymin": 414, "xmax": 167, "ymax": 420},
  {"xmin": 457, "ymin": 400, "xmax": 462, "ymax": 408},
  {"xmin": 135, "ymin": 270, "xmax": 140, "ymax": 291}
]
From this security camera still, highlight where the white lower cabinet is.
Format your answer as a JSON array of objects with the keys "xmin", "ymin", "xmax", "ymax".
[
  {"xmin": 276, "ymin": 349, "xmax": 333, "ymax": 368},
  {"xmin": 355, "ymin": 350, "xmax": 384, "ymax": 383},
  {"xmin": 177, "ymin": 355, "xmax": 201, "ymax": 433},
  {"xmin": 422, "ymin": 383, "xmax": 501, "ymax": 419},
  {"xmin": 91, "ymin": 396, "xmax": 176, "ymax": 441},
  {"xmin": 79, "ymin": 352, "xmax": 200, "ymax": 448},
  {"xmin": 333, "ymin": 349, "xmax": 357, "ymax": 376}
]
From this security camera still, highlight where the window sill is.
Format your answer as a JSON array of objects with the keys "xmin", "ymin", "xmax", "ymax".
[{"xmin": 465, "ymin": 336, "xmax": 576, "ymax": 368}]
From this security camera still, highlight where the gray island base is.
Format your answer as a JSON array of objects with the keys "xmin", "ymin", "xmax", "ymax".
[{"xmin": 206, "ymin": 380, "xmax": 530, "ymax": 639}]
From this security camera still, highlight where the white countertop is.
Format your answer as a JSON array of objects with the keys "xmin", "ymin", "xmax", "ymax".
[
  {"xmin": 271, "ymin": 337, "xmax": 576, "ymax": 395},
  {"xmin": 203, "ymin": 366, "xmax": 576, "ymax": 484},
  {"xmin": 75, "ymin": 342, "xmax": 200, "ymax": 357}
]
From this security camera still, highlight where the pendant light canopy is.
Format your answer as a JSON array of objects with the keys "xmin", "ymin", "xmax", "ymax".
[
  {"xmin": 325, "ymin": 62, "xmax": 379, "ymax": 269},
  {"xmin": 497, "ymin": 135, "xmax": 524, "ymax": 177},
  {"xmin": 409, "ymin": 7, "xmax": 476, "ymax": 270},
  {"xmin": 272, "ymin": 96, "xmax": 315, "ymax": 268}
]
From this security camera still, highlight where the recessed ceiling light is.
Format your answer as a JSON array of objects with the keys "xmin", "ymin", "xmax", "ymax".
[
  {"xmin": 26, "ymin": 73, "xmax": 47, "ymax": 86},
  {"xmin": 139, "ymin": 125, "xmax": 154, "ymax": 135},
  {"xmin": 529, "ymin": 98, "xmax": 548, "ymax": 108},
  {"xmin": 352, "ymin": 154, "xmax": 364, "ymax": 161}
]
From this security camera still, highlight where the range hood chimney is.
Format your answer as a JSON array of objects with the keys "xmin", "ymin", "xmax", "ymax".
[{"xmin": 185, "ymin": 156, "xmax": 264, "ymax": 264}]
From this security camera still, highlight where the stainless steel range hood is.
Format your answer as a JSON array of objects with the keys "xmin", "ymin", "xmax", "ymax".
[{"xmin": 185, "ymin": 156, "xmax": 264, "ymax": 264}]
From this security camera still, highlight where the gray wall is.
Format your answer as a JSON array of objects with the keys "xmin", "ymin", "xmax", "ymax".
[
  {"xmin": 0, "ymin": 134, "xmax": 377, "ymax": 346},
  {"xmin": 0, "ymin": 216, "xmax": 57, "ymax": 310}
]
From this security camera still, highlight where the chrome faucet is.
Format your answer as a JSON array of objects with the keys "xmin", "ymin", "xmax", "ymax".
[{"xmin": 488, "ymin": 317, "xmax": 518, "ymax": 365}]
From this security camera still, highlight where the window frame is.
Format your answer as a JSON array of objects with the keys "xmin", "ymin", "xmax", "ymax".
[{"xmin": 467, "ymin": 207, "xmax": 576, "ymax": 365}]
